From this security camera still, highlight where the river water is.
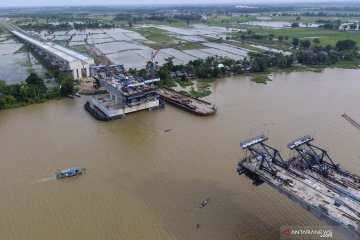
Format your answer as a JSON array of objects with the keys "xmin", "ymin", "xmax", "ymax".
[{"xmin": 0, "ymin": 68, "xmax": 359, "ymax": 240}]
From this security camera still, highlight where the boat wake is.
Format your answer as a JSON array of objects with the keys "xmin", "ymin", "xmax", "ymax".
[{"xmin": 30, "ymin": 176, "xmax": 55, "ymax": 185}]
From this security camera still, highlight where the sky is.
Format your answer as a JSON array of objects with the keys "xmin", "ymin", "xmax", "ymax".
[{"xmin": 0, "ymin": 0, "xmax": 358, "ymax": 7}]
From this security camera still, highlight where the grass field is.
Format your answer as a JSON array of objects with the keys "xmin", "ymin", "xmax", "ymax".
[
  {"xmin": 240, "ymin": 26, "xmax": 360, "ymax": 47},
  {"xmin": 135, "ymin": 27, "xmax": 206, "ymax": 50},
  {"xmin": 143, "ymin": 20, "xmax": 196, "ymax": 28},
  {"xmin": 177, "ymin": 80, "xmax": 194, "ymax": 87},
  {"xmin": 134, "ymin": 27, "xmax": 181, "ymax": 46},
  {"xmin": 0, "ymin": 24, "xmax": 7, "ymax": 34},
  {"xmin": 206, "ymin": 15, "xmax": 257, "ymax": 25},
  {"xmin": 175, "ymin": 42, "xmax": 206, "ymax": 51},
  {"xmin": 251, "ymin": 74, "xmax": 272, "ymax": 84},
  {"xmin": 208, "ymin": 15, "xmax": 360, "ymax": 46}
]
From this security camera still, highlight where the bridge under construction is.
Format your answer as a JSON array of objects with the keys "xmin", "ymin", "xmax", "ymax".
[
  {"xmin": 237, "ymin": 135, "xmax": 360, "ymax": 239},
  {"xmin": 85, "ymin": 64, "xmax": 163, "ymax": 120},
  {"xmin": 0, "ymin": 19, "xmax": 94, "ymax": 79}
]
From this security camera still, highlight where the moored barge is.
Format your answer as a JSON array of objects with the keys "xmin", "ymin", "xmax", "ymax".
[{"xmin": 159, "ymin": 87, "xmax": 216, "ymax": 116}]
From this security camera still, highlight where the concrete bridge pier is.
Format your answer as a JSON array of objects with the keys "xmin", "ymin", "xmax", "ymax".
[{"xmin": 1, "ymin": 20, "xmax": 95, "ymax": 80}]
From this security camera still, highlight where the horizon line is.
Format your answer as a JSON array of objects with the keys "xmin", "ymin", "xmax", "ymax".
[{"xmin": 1, "ymin": 1, "xmax": 360, "ymax": 9}]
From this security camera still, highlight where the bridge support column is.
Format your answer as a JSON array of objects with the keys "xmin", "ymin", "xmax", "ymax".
[
  {"xmin": 73, "ymin": 69, "xmax": 80, "ymax": 79},
  {"xmin": 86, "ymin": 67, "xmax": 90, "ymax": 77}
]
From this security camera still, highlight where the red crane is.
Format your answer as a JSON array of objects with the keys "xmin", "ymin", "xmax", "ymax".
[{"xmin": 147, "ymin": 48, "xmax": 161, "ymax": 79}]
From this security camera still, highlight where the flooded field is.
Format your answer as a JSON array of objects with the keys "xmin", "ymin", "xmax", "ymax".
[
  {"xmin": 200, "ymin": 48, "xmax": 242, "ymax": 60},
  {"xmin": 153, "ymin": 24, "xmax": 241, "ymax": 38},
  {"xmin": 0, "ymin": 39, "xmax": 49, "ymax": 84},
  {"xmin": 0, "ymin": 68, "xmax": 359, "ymax": 240},
  {"xmin": 161, "ymin": 48, "xmax": 197, "ymax": 62},
  {"xmin": 69, "ymin": 41, "xmax": 86, "ymax": 47},
  {"xmin": 0, "ymin": 52, "xmax": 30, "ymax": 84},
  {"xmin": 4, "ymin": 23, "xmax": 286, "ymax": 73},
  {"xmin": 95, "ymin": 41, "xmax": 147, "ymax": 54},
  {"xmin": 203, "ymin": 42, "xmax": 251, "ymax": 57},
  {"xmin": 24, "ymin": 25, "xmax": 255, "ymax": 69},
  {"xmin": 107, "ymin": 51, "xmax": 146, "ymax": 69},
  {"xmin": 0, "ymin": 42, "xmax": 23, "ymax": 55},
  {"xmin": 183, "ymin": 49, "xmax": 213, "ymax": 59},
  {"xmin": 240, "ymin": 21, "xmax": 320, "ymax": 29},
  {"xmin": 250, "ymin": 44, "xmax": 292, "ymax": 56}
]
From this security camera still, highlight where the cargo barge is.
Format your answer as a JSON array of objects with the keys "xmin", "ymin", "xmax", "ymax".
[
  {"xmin": 236, "ymin": 135, "xmax": 360, "ymax": 239},
  {"xmin": 159, "ymin": 87, "xmax": 216, "ymax": 116}
]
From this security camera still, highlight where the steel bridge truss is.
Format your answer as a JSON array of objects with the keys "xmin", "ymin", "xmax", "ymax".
[
  {"xmin": 287, "ymin": 135, "xmax": 343, "ymax": 177},
  {"xmin": 241, "ymin": 135, "xmax": 288, "ymax": 176}
]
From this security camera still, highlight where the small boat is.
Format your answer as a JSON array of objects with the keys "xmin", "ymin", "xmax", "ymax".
[
  {"xmin": 199, "ymin": 198, "xmax": 209, "ymax": 208},
  {"xmin": 56, "ymin": 167, "xmax": 86, "ymax": 179},
  {"xmin": 75, "ymin": 93, "xmax": 81, "ymax": 97},
  {"xmin": 164, "ymin": 129, "xmax": 173, "ymax": 132}
]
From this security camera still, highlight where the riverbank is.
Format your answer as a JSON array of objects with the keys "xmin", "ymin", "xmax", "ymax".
[
  {"xmin": 0, "ymin": 96, "xmax": 62, "ymax": 110},
  {"xmin": 0, "ymin": 72, "xmax": 76, "ymax": 110},
  {"xmin": 175, "ymin": 56, "xmax": 360, "ymax": 98}
]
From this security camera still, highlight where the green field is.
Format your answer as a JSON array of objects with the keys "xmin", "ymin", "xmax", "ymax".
[
  {"xmin": 238, "ymin": 26, "xmax": 360, "ymax": 47},
  {"xmin": 0, "ymin": 24, "xmax": 6, "ymax": 34},
  {"xmin": 207, "ymin": 14, "xmax": 360, "ymax": 47},
  {"xmin": 143, "ymin": 20, "xmax": 196, "ymax": 28},
  {"xmin": 134, "ymin": 27, "xmax": 181, "ymax": 47},
  {"xmin": 206, "ymin": 15, "xmax": 257, "ymax": 25},
  {"xmin": 134, "ymin": 27, "xmax": 206, "ymax": 50},
  {"xmin": 175, "ymin": 42, "xmax": 206, "ymax": 51},
  {"xmin": 251, "ymin": 74, "xmax": 272, "ymax": 84}
]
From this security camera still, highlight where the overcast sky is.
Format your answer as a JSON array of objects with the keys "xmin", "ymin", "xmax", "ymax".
[{"xmin": 0, "ymin": 0, "xmax": 357, "ymax": 7}]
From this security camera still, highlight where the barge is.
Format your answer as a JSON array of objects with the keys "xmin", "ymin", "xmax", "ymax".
[
  {"xmin": 159, "ymin": 87, "xmax": 216, "ymax": 116},
  {"xmin": 236, "ymin": 135, "xmax": 360, "ymax": 239}
]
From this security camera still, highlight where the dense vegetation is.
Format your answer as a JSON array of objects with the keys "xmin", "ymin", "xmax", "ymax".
[
  {"xmin": 140, "ymin": 37, "xmax": 358, "ymax": 88},
  {"xmin": 20, "ymin": 21, "xmax": 116, "ymax": 32},
  {"xmin": 0, "ymin": 72, "xmax": 74, "ymax": 110},
  {"xmin": 295, "ymin": 39, "xmax": 358, "ymax": 65}
]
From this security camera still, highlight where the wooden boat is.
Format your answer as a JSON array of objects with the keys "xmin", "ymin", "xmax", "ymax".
[{"xmin": 56, "ymin": 167, "xmax": 86, "ymax": 179}]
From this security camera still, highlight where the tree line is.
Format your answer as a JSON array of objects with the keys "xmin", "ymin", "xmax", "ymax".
[
  {"xmin": 0, "ymin": 72, "xmax": 75, "ymax": 110},
  {"xmin": 293, "ymin": 39, "xmax": 358, "ymax": 65},
  {"xmin": 128, "ymin": 38, "xmax": 358, "ymax": 88}
]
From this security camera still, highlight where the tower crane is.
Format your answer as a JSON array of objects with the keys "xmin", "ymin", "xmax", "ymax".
[{"xmin": 146, "ymin": 48, "xmax": 161, "ymax": 79}]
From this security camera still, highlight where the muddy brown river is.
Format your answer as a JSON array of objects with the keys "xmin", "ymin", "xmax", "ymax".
[{"xmin": 0, "ymin": 68, "xmax": 359, "ymax": 240}]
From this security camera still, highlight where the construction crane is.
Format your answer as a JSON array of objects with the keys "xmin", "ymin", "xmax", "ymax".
[{"xmin": 146, "ymin": 48, "xmax": 161, "ymax": 79}]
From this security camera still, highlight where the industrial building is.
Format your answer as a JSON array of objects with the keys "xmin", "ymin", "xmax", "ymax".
[{"xmin": 0, "ymin": 19, "xmax": 94, "ymax": 79}]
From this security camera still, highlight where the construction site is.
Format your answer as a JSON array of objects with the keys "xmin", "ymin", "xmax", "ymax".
[
  {"xmin": 237, "ymin": 135, "xmax": 360, "ymax": 239},
  {"xmin": 85, "ymin": 64, "xmax": 163, "ymax": 120}
]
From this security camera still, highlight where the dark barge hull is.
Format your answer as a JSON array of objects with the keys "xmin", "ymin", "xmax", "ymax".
[
  {"xmin": 84, "ymin": 100, "xmax": 165, "ymax": 121},
  {"xmin": 84, "ymin": 101, "xmax": 123, "ymax": 121},
  {"xmin": 159, "ymin": 88, "xmax": 216, "ymax": 116}
]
